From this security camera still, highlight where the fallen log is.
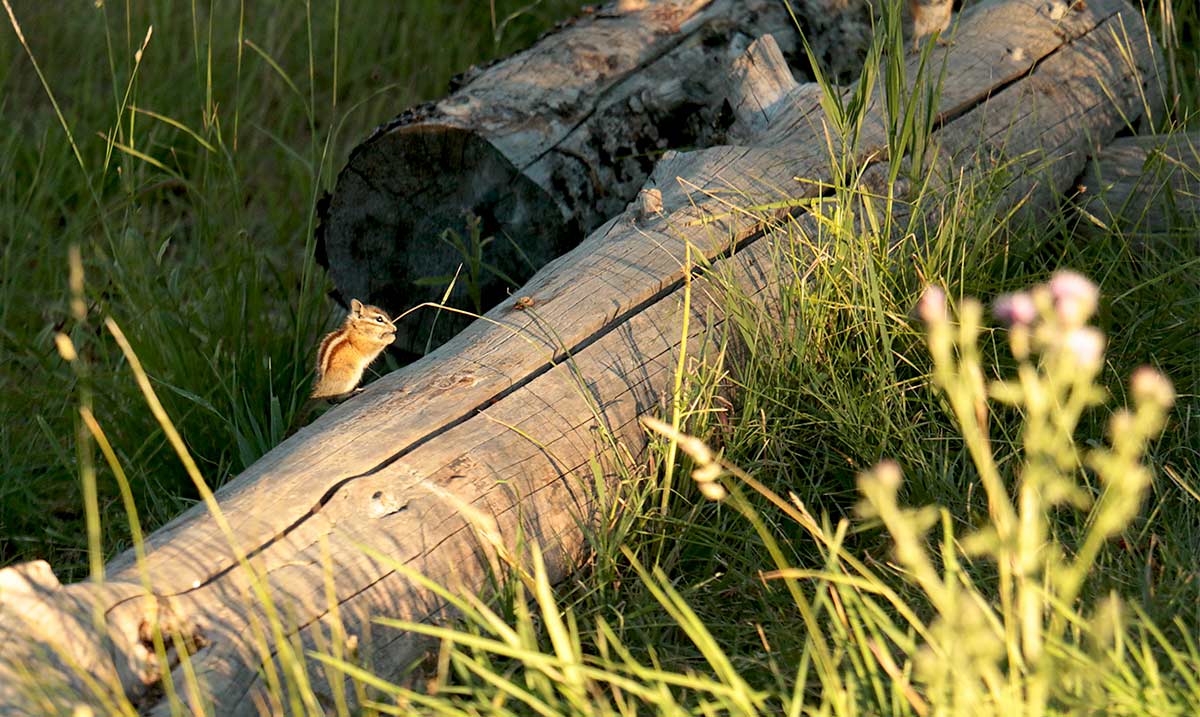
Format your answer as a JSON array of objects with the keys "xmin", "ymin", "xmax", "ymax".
[{"xmin": 0, "ymin": 0, "xmax": 1161, "ymax": 714}]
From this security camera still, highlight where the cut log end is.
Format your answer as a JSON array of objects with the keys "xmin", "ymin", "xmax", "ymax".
[{"xmin": 319, "ymin": 125, "xmax": 574, "ymax": 354}]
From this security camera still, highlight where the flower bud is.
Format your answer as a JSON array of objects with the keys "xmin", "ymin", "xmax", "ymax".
[
  {"xmin": 1061, "ymin": 327, "xmax": 1105, "ymax": 372},
  {"xmin": 917, "ymin": 285, "xmax": 948, "ymax": 324},
  {"xmin": 1048, "ymin": 270, "xmax": 1099, "ymax": 327},
  {"xmin": 873, "ymin": 460, "xmax": 903, "ymax": 491},
  {"xmin": 692, "ymin": 462, "xmax": 723, "ymax": 483},
  {"xmin": 54, "ymin": 333, "xmax": 78, "ymax": 362},
  {"xmin": 697, "ymin": 480, "xmax": 728, "ymax": 501},
  {"xmin": 1109, "ymin": 409, "xmax": 1135, "ymax": 440},
  {"xmin": 1130, "ymin": 367, "xmax": 1175, "ymax": 409},
  {"xmin": 993, "ymin": 291, "xmax": 1037, "ymax": 327}
]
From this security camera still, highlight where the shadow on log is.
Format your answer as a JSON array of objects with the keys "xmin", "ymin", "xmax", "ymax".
[{"xmin": 0, "ymin": 0, "xmax": 1165, "ymax": 714}]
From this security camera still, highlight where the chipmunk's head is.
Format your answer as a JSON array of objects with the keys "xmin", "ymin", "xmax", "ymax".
[{"xmin": 348, "ymin": 298, "xmax": 397, "ymax": 345}]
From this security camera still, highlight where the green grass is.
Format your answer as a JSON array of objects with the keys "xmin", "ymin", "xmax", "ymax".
[{"xmin": 2, "ymin": 0, "xmax": 1199, "ymax": 715}]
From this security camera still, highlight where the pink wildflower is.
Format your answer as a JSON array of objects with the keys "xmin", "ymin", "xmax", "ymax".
[
  {"xmin": 1049, "ymin": 270, "xmax": 1099, "ymax": 327},
  {"xmin": 993, "ymin": 291, "xmax": 1037, "ymax": 327},
  {"xmin": 1062, "ymin": 327, "xmax": 1105, "ymax": 371},
  {"xmin": 917, "ymin": 285, "xmax": 948, "ymax": 324},
  {"xmin": 1130, "ymin": 367, "xmax": 1175, "ymax": 409}
]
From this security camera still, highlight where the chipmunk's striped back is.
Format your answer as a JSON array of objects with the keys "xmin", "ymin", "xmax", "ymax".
[{"xmin": 317, "ymin": 330, "xmax": 350, "ymax": 379}]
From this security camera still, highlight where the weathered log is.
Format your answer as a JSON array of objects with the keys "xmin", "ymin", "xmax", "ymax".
[
  {"xmin": 318, "ymin": 0, "xmax": 805, "ymax": 354},
  {"xmin": 1077, "ymin": 131, "xmax": 1200, "ymax": 245},
  {"xmin": 0, "ymin": 562, "xmax": 155, "ymax": 704},
  {"xmin": 0, "ymin": 0, "xmax": 1161, "ymax": 714}
]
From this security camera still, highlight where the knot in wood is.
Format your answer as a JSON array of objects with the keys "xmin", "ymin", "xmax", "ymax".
[
  {"xmin": 1045, "ymin": 1, "xmax": 1068, "ymax": 20},
  {"xmin": 433, "ymin": 373, "xmax": 478, "ymax": 391},
  {"xmin": 636, "ymin": 188, "xmax": 664, "ymax": 223},
  {"xmin": 369, "ymin": 491, "xmax": 409, "ymax": 519}
]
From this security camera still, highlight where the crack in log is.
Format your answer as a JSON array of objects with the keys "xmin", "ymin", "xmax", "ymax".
[
  {"xmin": 169, "ymin": 222, "xmax": 771, "ymax": 598},
  {"xmin": 345, "ymin": 163, "xmax": 383, "ymax": 193},
  {"xmin": 259, "ymin": 244, "xmax": 781, "ymax": 700}
]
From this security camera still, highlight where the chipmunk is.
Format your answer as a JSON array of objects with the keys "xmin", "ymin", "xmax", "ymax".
[
  {"xmin": 285, "ymin": 299, "xmax": 397, "ymax": 438},
  {"xmin": 311, "ymin": 298, "xmax": 397, "ymax": 399},
  {"xmin": 903, "ymin": 0, "xmax": 953, "ymax": 53}
]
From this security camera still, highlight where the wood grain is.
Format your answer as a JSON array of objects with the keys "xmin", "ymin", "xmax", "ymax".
[{"xmin": 109, "ymin": 0, "xmax": 1141, "ymax": 594}]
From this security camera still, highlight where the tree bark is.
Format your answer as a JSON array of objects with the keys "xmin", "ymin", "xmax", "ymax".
[{"xmin": 0, "ymin": 0, "xmax": 1162, "ymax": 714}]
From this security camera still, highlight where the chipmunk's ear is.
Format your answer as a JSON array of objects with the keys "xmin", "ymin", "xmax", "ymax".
[{"xmin": 350, "ymin": 298, "xmax": 364, "ymax": 315}]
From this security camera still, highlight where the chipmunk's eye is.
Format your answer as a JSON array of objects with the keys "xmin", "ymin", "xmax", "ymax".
[{"xmin": 374, "ymin": 316, "xmax": 384, "ymax": 323}]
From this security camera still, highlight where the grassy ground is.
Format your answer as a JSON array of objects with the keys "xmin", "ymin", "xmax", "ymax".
[{"xmin": 2, "ymin": 0, "xmax": 1198, "ymax": 715}]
